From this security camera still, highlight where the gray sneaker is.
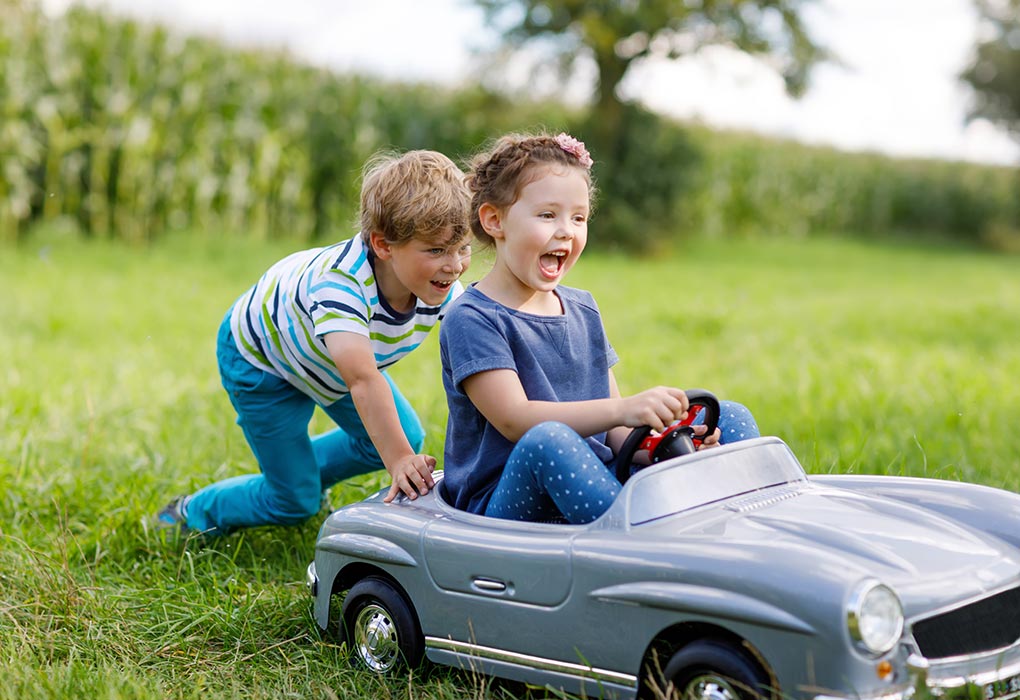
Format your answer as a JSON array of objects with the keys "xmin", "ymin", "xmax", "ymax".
[{"xmin": 154, "ymin": 495, "xmax": 192, "ymax": 532}]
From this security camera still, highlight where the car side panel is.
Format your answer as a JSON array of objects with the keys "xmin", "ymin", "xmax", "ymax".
[
  {"xmin": 422, "ymin": 518, "xmax": 573, "ymax": 607},
  {"xmin": 563, "ymin": 533, "xmax": 908, "ymax": 700}
]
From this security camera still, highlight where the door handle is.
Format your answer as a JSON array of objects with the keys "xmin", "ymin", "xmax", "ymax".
[{"xmin": 472, "ymin": 577, "xmax": 507, "ymax": 592}]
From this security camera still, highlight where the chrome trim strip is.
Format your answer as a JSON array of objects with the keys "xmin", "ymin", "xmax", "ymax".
[
  {"xmin": 920, "ymin": 649, "xmax": 1020, "ymax": 689},
  {"xmin": 425, "ymin": 636, "xmax": 637, "ymax": 686},
  {"xmin": 813, "ymin": 692, "xmax": 907, "ymax": 700},
  {"xmin": 726, "ymin": 484, "xmax": 804, "ymax": 512}
]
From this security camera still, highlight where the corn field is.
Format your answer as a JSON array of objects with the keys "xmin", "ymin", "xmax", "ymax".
[
  {"xmin": 686, "ymin": 129, "xmax": 1020, "ymax": 244},
  {"xmin": 3, "ymin": 1, "xmax": 309, "ymax": 242},
  {"xmin": 0, "ymin": 0, "xmax": 558, "ymax": 244},
  {"xmin": 1, "ymin": 0, "xmax": 1018, "ymax": 248}
]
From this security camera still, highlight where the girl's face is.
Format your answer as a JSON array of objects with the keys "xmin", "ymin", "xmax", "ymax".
[{"xmin": 484, "ymin": 165, "xmax": 589, "ymax": 301}]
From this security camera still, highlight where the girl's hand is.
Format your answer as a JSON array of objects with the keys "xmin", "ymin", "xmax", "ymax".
[
  {"xmin": 619, "ymin": 387, "xmax": 689, "ymax": 432},
  {"xmin": 384, "ymin": 454, "xmax": 437, "ymax": 502},
  {"xmin": 693, "ymin": 424, "xmax": 722, "ymax": 450}
]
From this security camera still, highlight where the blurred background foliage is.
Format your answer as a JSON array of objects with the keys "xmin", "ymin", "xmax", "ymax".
[
  {"xmin": 962, "ymin": 0, "xmax": 1020, "ymax": 139},
  {"xmin": 1, "ymin": 0, "xmax": 1018, "ymax": 252}
]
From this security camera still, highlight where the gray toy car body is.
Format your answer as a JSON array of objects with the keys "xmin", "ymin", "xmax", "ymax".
[{"xmin": 308, "ymin": 436, "xmax": 1020, "ymax": 700}]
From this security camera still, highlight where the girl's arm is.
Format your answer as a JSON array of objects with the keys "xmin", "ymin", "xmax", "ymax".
[
  {"xmin": 605, "ymin": 370, "xmax": 632, "ymax": 454},
  {"xmin": 462, "ymin": 367, "xmax": 689, "ymax": 443},
  {"xmin": 605, "ymin": 370, "xmax": 720, "ymax": 457}
]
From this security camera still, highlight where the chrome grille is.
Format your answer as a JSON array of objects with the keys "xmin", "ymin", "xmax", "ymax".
[{"xmin": 912, "ymin": 586, "xmax": 1020, "ymax": 659}]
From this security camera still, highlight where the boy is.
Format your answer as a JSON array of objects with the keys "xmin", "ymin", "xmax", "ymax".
[{"xmin": 155, "ymin": 150, "xmax": 472, "ymax": 536}]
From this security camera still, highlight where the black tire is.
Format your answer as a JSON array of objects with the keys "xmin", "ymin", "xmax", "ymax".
[
  {"xmin": 660, "ymin": 639, "xmax": 771, "ymax": 700},
  {"xmin": 340, "ymin": 576, "xmax": 424, "ymax": 674}
]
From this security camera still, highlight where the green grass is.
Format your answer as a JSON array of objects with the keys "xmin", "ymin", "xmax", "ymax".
[{"xmin": 2, "ymin": 230, "xmax": 1019, "ymax": 699}]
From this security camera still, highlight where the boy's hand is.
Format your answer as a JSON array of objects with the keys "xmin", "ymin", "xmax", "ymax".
[{"xmin": 384, "ymin": 454, "xmax": 437, "ymax": 503}]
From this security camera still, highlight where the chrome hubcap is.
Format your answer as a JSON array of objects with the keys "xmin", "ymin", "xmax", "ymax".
[
  {"xmin": 353, "ymin": 603, "xmax": 399, "ymax": 672},
  {"xmin": 682, "ymin": 674, "xmax": 741, "ymax": 700}
]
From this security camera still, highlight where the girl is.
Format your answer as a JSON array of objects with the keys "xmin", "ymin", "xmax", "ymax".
[{"xmin": 439, "ymin": 132, "xmax": 759, "ymax": 524}]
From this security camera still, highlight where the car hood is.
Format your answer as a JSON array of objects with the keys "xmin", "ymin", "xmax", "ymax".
[{"xmin": 634, "ymin": 482, "xmax": 1020, "ymax": 615}]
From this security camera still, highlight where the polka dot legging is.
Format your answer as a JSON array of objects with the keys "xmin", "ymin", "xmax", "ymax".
[
  {"xmin": 691, "ymin": 399, "xmax": 759, "ymax": 443},
  {"xmin": 484, "ymin": 401, "xmax": 759, "ymax": 525}
]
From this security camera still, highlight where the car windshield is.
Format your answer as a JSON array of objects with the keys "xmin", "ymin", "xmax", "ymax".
[{"xmin": 627, "ymin": 441, "xmax": 807, "ymax": 525}]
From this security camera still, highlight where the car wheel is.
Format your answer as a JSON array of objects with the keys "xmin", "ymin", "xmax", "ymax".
[
  {"xmin": 661, "ymin": 639, "xmax": 770, "ymax": 700},
  {"xmin": 340, "ymin": 576, "xmax": 424, "ymax": 674}
]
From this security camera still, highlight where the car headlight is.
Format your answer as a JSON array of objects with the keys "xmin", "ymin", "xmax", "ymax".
[{"xmin": 847, "ymin": 580, "xmax": 904, "ymax": 655}]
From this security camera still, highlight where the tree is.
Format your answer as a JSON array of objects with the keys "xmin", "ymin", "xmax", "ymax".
[
  {"xmin": 472, "ymin": 0, "xmax": 826, "ymax": 249},
  {"xmin": 473, "ymin": 0, "xmax": 824, "ymax": 152},
  {"xmin": 962, "ymin": 0, "xmax": 1020, "ymax": 139}
]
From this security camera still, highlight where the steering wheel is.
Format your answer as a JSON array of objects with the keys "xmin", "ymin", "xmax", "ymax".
[{"xmin": 614, "ymin": 389, "xmax": 721, "ymax": 484}]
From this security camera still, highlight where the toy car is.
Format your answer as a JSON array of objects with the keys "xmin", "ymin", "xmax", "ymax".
[{"xmin": 307, "ymin": 422, "xmax": 1020, "ymax": 700}]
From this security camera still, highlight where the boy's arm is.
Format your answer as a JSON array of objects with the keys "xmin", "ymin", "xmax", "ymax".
[{"xmin": 323, "ymin": 331, "xmax": 435, "ymax": 503}]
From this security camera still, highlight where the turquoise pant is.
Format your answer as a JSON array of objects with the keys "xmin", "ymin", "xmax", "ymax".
[{"xmin": 185, "ymin": 313, "xmax": 424, "ymax": 535}]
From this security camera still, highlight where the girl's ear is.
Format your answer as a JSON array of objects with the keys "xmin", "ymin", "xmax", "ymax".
[
  {"xmin": 478, "ymin": 202, "xmax": 505, "ymax": 240},
  {"xmin": 369, "ymin": 231, "xmax": 394, "ymax": 260}
]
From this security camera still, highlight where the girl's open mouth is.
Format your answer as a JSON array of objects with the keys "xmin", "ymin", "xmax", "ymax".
[{"xmin": 539, "ymin": 251, "xmax": 566, "ymax": 277}]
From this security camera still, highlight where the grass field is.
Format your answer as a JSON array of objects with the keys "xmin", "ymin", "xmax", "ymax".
[{"xmin": 2, "ymin": 231, "xmax": 1019, "ymax": 699}]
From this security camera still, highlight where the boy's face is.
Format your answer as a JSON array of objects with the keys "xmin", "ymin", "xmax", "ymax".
[{"xmin": 375, "ymin": 230, "xmax": 472, "ymax": 307}]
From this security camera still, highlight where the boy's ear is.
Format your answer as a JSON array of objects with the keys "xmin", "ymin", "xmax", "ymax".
[
  {"xmin": 478, "ymin": 203, "xmax": 504, "ymax": 240},
  {"xmin": 369, "ymin": 231, "xmax": 394, "ymax": 260}
]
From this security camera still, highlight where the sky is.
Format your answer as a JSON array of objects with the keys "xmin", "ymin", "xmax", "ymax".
[{"xmin": 40, "ymin": 0, "xmax": 1020, "ymax": 167}]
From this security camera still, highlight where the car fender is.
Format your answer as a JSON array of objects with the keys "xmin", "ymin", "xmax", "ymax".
[
  {"xmin": 589, "ymin": 581, "xmax": 817, "ymax": 636},
  {"xmin": 317, "ymin": 532, "xmax": 419, "ymax": 568},
  {"xmin": 312, "ymin": 533, "xmax": 419, "ymax": 630}
]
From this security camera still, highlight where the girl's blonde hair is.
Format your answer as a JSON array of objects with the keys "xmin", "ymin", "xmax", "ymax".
[
  {"xmin": 360, "ymin": 150, "xmax": 470, "ymax": 246},
  {"xmin": 465, "ymin": 133, "xmax": 597, "ymax": 246}
]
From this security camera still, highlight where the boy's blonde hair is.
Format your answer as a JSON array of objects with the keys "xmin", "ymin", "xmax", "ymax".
[{"xmin": 360, "ymin": 150, "xmax": 470, "ymax": 246}]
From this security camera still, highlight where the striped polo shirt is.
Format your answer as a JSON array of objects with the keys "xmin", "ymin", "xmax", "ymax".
[{"xmin": 229, "ymin": 235, "xmax": 462, "ymax": 405}]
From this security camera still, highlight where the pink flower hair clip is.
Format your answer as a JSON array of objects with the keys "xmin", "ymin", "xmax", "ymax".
[{"xmin": 553, "ymin": 132, "xmax": 593, "ymax": 169}]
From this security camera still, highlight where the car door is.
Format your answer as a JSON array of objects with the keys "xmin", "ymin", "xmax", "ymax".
[
  {"xmin": 422, "ymin": 518, "xmax": 583, "ymax": 661},
  {"xmin": 423, "ymin": 517, "xmax": 573, "ymax": 605}
]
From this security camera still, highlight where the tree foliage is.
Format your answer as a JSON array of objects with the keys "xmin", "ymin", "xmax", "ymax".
[
  {"xmin": 472, "ymin": 0, "xmax": 826, "ymax": 249},
  {"xmin": 962, "ymin": 0, "xmax": 1020, "ymax": 139},
  {"xmin": 473, "ymin": 0, "xmax": 824, "ymax": 126}
]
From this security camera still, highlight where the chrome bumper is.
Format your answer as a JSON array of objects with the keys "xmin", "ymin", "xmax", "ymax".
[
  {"xmin": 816, "ymin": 645, "xmax": 1020, "ymax": 700},
  {"xmin": 907, "ymin": 648, "xmax": 1020, "ymax": 700},
  {"xmin": 305, "ymin": 562, "xmax": 318, "ymax": 597}
]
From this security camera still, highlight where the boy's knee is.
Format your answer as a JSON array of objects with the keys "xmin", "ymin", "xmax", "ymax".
[{"xmin": 268, "ymin": 488, "xmax": 322, "ymax": 525}]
